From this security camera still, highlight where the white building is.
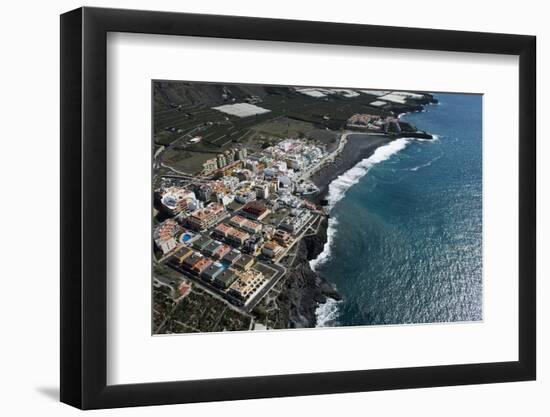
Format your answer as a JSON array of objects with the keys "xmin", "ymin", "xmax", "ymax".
[
  {"xmin": 160, "ymin": 187, "xmax": 197, "ymax": 215},
  {"xmin": 278, "ymin": 176, "xmax": 292, "ymax": 189},
  {"xmin": 286, "ymin": 155, "xmax": 304, "ymax": 170},
  {"xmin": 153, "ymin": 219, "xmax": 181, "ymax": 254},
  {"xmin": 235, "ymin": 190, "xmax": 257, "ymax": 204},
  {"xmin": 275, "ymin": 161, "xmax": 287, "ymax": 172},
  {"xmin": 220, "ymin": 193, "xmax": 235, "ymax": 206},
  {"xmin": 254, "ymin": 182, "xmax": 270, "ymax": 199}
]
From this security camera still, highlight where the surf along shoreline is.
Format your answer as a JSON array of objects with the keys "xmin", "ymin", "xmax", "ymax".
[{"xmin": 282, "ymin": 101, "xmax": 437, "ymax": 329}]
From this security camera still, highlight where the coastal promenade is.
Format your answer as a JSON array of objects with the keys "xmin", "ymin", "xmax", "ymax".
[
  {"xmin": 152, "ymin": 82, "xmax": 438, "ymax": 333},
  {"xmin": 294, "ymin": 132, "xmax": 349, "ymax": 183},
  {"xmin": 246, "ymin": 214, "xmax": 325, "ymax": 310}
]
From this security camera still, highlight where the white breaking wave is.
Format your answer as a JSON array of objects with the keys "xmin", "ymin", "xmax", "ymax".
[
  {"xmin": 415, "ymin": 134, "xmax": 440, "ymax": 142},
  {"xmin": 410, "ymin": 155, "xmax": 442, "ymax": 171},
  {"xmin": 309, "ymin": 217, "xmax": 338, "ymax": 271},
  {"xmin": 310, "ymin": 138, "xmax": 412, "ymax": 272},
  {"xmin": 310, "ymin": 138, "xmax": 414, "ymax": 327},
  {"xmin": 326, "ymin": 138, "xmax": 411, "ymax": 209},
  {"xmin": 315, "ymin": 297, "xmax": 341, "ymax": 327}
]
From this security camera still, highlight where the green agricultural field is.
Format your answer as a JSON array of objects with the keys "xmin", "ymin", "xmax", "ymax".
[
  {"xmin": 155, "ymin": 286, "xmax": 251, "ymax": 334},
  {"xmin": 161, "ymin": 147, "xmax": 217, "ymax": 175},
  {"xmin": 153, "ymin": 81, "xmax": 400, "ymax": 175},
  {"xmin": 249, "ymin": 117, "xmax": 314, "ymax": 139}
]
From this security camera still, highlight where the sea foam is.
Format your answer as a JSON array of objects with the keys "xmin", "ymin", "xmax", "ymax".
[
  {"xmin": 326, "ymin": 138, "xmax": 411, "ymax": 209},
  {"xmin": 315, "ymin": 297, "xmax": 341, "ymax": 327},
  {"xmin": 410, "ymin": 154, "xmax": 442, "ymax": 171},
  {"xmin": 311, "ymin": 138, "xmax": 413, "ymax": 327},
  {"xmin": 309, "ymin": 217, "xmax": 338, "ymax": 271},
  {"xmin": 415, "ymin": 134, "xmax": 440, "ymax": 142},
  {"xmin": 310, "ymin": 138, "xmax": 412, "ymax": 272}
]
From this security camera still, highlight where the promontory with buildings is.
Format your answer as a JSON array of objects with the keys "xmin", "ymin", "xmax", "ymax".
[{"xmin": 152, "ymin": 82, "xmax": 436, "ymax": 333}]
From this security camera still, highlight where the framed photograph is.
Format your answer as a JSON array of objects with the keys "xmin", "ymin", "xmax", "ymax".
[{"xmin": 60, "ymin": 6, "xmax": 536, "ymax": 409}]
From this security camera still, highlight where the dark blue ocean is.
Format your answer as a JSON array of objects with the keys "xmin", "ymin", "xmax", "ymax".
[{"xmin": 312, "ymin": 93, "xmax": 483, "ymax": 327}]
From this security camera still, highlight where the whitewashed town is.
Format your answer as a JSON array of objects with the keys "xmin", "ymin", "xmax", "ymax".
[
  {"xmin": 154, "ymin": 138, "xmax": 330, "ymax": 332},
  {"xmin": 152, "ymin": 82, "xmax": 436, "ymax": 333}
]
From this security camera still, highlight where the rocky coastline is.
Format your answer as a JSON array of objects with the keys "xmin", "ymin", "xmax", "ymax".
[
  {"xmin": 280, "ymin": 134, "xmax": 394, "ymax": 328},
  {"xmin": 277, "ymin": 99, "xmax": 437, "ymax": 328},
  {"xmin": 280, "ymin": 216, "xmax": 342, "ymax": 328}
]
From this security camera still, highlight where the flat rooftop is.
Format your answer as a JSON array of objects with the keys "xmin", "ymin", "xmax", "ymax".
[
  {"xmin": 234, "ymin": 254, "xmax": 255, "ymax": 269},
  {"xmin": 215, "ymin": 269, "xmax": 238, "ymax": 287},
  {"xmin": 193, "ymin": 235, "xmax": 213, "ymax": 250}
]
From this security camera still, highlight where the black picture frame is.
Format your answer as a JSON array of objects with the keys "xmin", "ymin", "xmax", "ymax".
[{"xmin": 60, "ymin": 6, "xmax": 536, "ymax": 410}]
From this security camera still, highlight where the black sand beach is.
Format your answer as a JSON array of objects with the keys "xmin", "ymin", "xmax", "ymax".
[
  {"xmin": 307, "ymin": 133, "xmax": 395, "ymax": 205},
  {"xmin": 282, "ymin": 133, "xmax": 396, "ymax": 327}
]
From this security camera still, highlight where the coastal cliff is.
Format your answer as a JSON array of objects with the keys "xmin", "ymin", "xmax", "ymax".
[
  {"xmin": 278, "ymin": 122, "xmax": 436, "ymax": 328},
  {"xmin": 279, "ymin": 133, "xmax": 428, "ymax": 328},
  {"xmin": 279, "ymin": 216, "xmax": 342, "ymax": 328}
]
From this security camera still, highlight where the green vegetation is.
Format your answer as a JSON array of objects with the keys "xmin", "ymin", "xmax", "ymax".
[
  {"xmin": 152, "ymin": 284, "xmax": 175, "ymax": 331},
  {"xmin": 250, "ymin": 117, "xmax": 314, "ymax": 139},
  {"xmin": 154, "ymin": 285, "xmax": 251, "ymax": 334},
  {"xmin": 152, "ymin": 82, "xmax": 434, "ymax": 333},
  {"xmin": 153, "ymin": 82, "xmax": 393, "ymax": 175},
  {"xmin": 252, "ymin": 278, "xmax": 290, "ymax": 329}
]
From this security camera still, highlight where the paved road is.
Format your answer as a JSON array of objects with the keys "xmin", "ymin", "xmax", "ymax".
[
  {"xmin": 272, "ymin": 213, "xmax": 320, "ymax": 262},
  {"xmin": 160, "ymin": 262, "xmax": 252, "ymax": 317},
  {"xmin": 244, "ymin": 262, "xmax": 286, "ymax": 312},
  {"xmin": 243, "ymin": 213, "xmax": 322, "ymax": 311},
  {"xmin": 294, "ymin": 132, "xmax": 349, "ymax": 182}
]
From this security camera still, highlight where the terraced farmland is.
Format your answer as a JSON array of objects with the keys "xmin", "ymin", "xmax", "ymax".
[{"xmin": 153, "ymin": 81, "xmax": 417, "ymax": 175}]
